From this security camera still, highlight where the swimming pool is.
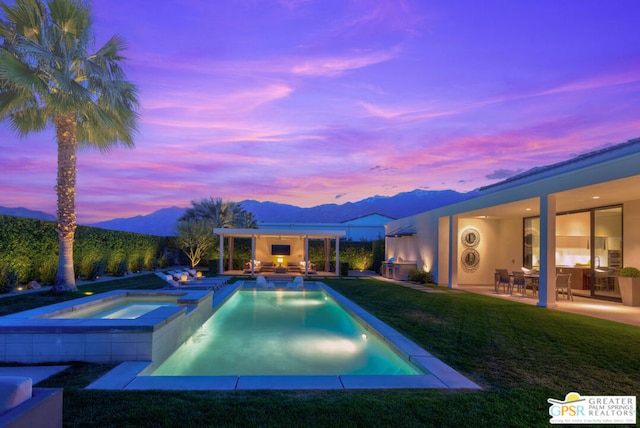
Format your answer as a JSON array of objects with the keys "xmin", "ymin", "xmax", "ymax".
[
  {"xmin": 90, "ymin": 282, "xmax": 480, "ymax": 390},
  {"xmin": 150, "ymin": 289, "xmax": 421, "ymax": 376}
]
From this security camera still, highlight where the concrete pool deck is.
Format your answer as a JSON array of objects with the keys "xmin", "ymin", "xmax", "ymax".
[{"xmin": 85, "ymin": 282, "xmax": 480, "ymax": 391}]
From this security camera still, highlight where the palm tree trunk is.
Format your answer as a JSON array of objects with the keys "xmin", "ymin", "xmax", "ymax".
[{"xmin": 52, "ymin": 113, "xmax": 78, "ymax": 292}]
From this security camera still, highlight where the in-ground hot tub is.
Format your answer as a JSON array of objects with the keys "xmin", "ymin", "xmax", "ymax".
[
  {"xmin": 41, "ymin": 295, "xmax": 180, "ymax": 319},
  {"xmin": 0, "ymin": 290, "xmax": 213, "ymax": 364}
]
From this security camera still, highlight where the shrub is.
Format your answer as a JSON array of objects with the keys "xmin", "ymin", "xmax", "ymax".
[
  {"xmin": 114, "ymin": 260, "xmax": 128, "ymax": 277},
  {"xmin": 0, "ymin": 215, "xmax": 166, "ymax": 284},
  {"xmin": 86, "ymin": 260, "xmax": 106, "ymax": 281},
  {"xmin": 157, "ymin": 256, "xmax": 168, "ymax": 269},
  {"xmin": 408, "ymin": 269, "xmax": 434, "ymax": 284},
  {"xmin": 0, "ymin": 266, "xmax": 17, "ymax": 293},
  {"xmin": 619, "ymin": 267, "xmax": 640, "ymax": 278},
  {"xmin": 36, "ymin": 258, "xmax": 57, "ymax": 284}
]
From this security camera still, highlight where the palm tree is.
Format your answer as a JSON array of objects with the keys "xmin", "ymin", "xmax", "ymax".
[
  {"xmin": 0, "ymin": 0, "xmax": 139, "ymax": 292},
  {"xmin": 179, "ymin": 197, "xmax": 256, "ymax": 270},
  {"xmin": 179, "ymin": 197, "xmax": 257, "ymax": 229}
]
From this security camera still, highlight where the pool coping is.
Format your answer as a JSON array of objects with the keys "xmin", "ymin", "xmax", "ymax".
[
  {"xmin": 87, "ymin": 282, "xmax": 480, "ymax": 390},
  {"xmin": 0, "ymin": 290, "xmax": 215, "ymax": 363}
]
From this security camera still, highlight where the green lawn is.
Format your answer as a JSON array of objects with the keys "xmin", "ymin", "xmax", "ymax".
[{"xmin": 5, "ymin": 275, "xmax": 640, "ymax": 427}]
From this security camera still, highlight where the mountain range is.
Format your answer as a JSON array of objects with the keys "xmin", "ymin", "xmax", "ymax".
[
  {"xmin": 1, "ymin": 188, "xmax": 475, "ymax": 236},
  {"xmin": 0, "ymin": 206, "xmax": 56, "ymax": 222}
]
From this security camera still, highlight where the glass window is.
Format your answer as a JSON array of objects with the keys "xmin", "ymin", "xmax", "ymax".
[{"xmin": 523, "ymin": 217, "xmax": 540, "ymax": 269}]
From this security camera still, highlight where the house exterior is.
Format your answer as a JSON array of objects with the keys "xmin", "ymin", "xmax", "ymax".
[
  {"xmin": 259, "ymin": 213, "xmax": 393, "ymax": 242},
  {"xmin": 384, "ymin": 138, "xmax": 640, "ymax": 307}
]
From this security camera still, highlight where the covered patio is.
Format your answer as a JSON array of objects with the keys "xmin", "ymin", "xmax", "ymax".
[
  {"xmin": 213, "ymin": 228, "xmax": 346, "ymax": 276},
  {"xmin": 385, "ymin": 138, "xmax": 640, "ymax": 309}
]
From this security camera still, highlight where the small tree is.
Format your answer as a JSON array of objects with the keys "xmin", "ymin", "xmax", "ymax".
[{"xmin": 176, "ymin": 219, "xmax": 215, "ymax": 268}]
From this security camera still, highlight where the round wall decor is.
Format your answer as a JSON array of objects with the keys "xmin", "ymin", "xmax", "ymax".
[
  {"xmin": 461, "ymin": 227, "xmax": 480, "ymax": 248},
  {"xmin": 461, "ymin": 249, "xmax": 480, "ymax": 272}
]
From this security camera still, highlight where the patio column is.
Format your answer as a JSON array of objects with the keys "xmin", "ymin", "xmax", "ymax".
[
  {"xmin": 251, "ymin": 234, "xmax": 256, "ymax": 276},
  {"xmin": 304, "ymin": 235, "xmax": 309, "ymax": 276},
  {"xmin": 218, "ymin": 233, "xmax": 224, "ymax": 274},
  {"xmin": 324, "ymin": 238, "xmax": 330, "ymax": 272},
  {"xmin": 538, "ymin": 194, "xmax": 558, "ymax": 308},
  {"xmin": 448, "ymin": 215, "xmax": 459, "ymax": 288},
  {"xmin": 335, "ymin": 237, "xmax": 340, "ymax": 276},
  {"xmin": 227, "ymin": 236, "xmax": 234, "ymax": 272}
]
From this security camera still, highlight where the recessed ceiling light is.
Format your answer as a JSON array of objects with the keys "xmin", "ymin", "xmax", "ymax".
[
  {"xmin": 593, "ymin": 196, "xmax": 600, "ymax": 199},
  {"xmin": 526, "ymin": 208, "xmax": 531, "ymax": 211}
]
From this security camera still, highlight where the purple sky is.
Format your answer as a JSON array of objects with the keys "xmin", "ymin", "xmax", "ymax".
[{"xmin": 1, "ymin": 0, "xmax": 639, "ymax": 223}]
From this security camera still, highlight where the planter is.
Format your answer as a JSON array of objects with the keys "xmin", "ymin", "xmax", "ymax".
[{"xmin": 618, "ymin": 277, "xmax": 640, "ymax": 306}]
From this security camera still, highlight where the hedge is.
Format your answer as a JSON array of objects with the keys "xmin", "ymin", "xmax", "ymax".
[{"xmin": 0, "ymin": 215, "xmax": 167, "ymax": 286}]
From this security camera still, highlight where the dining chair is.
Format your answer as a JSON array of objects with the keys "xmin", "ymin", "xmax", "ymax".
[
  {"xmin": 495, "ymin": 269, "xmax": 511, "ymax": 294},
  {"xmin": 556, "ymin": 273, "xmax": 573, "ymax": 301},
  {"xmin": 521, "ymin": 267, "xmax": 539, "ymax": 295},
  {"xmin": 511, "ymin": 271, "xmax": 526, "ymax": 295}
]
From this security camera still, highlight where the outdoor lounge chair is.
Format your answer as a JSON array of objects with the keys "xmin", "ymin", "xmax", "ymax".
[
  {"xmin": 299, "ymin": 261, "xmax": 316, "ymax": 274},
  {"xmin": 155, "ymin": 272, "xmax": 182, "ymax": 288},
  {"xmin": 256, "ymin": 275, "xmax": 275, "ymax": 289},
  {"xmin": 286, "ymin": 276, "xmax": 304, "ymax": 290},
  {"xmin": 243, "ymin": 260, "xmax": 262, "ymax": 273}
]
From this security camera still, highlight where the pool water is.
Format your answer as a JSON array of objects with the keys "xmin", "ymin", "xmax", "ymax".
[
  {"xmin": 51, "ymin": 297, "xmax": 177, "ymax": 319},
  {"xmin": 151, "ymin": 290, "xmax": 422, "ymax": 376}
]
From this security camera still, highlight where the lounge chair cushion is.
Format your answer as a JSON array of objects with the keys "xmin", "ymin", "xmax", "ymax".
[{"xmin": 0, "ymin": 376, "xmax": 32, "ymax": 413}]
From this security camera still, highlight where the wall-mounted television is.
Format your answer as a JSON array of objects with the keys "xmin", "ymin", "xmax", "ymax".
[{"xmin": 271, "ymin": 244, "xmax": 291, "ymax": 256}]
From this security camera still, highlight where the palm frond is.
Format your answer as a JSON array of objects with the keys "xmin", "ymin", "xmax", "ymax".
[
  {"xmin": 0, "ymin": 51, "xmax": 48, "ymax": 93},
  {"xmin": 1, "ymin": 0, "xmax": 138, "ymax": 149},
  {"xmin": 8, "ymin": 104, "xmax": 49, "ymax": 135},
  {"xmin": 0, "ymin": 0, "xmax": 45, "ymax": 41},
  {"xmin": 48, "ymin": 0, "xmax": 91, "ymax": 40}
]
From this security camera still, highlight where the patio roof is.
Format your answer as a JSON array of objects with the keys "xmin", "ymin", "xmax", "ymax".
[
  {"xmin": 213, "ymin": 228, "xmax": 346, "ymax": 239},
  {"xmin": 385, "ymin": 225, "xmax": 416, "ymax": 237}
]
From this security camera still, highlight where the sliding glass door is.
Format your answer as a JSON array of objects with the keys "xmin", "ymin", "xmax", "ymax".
[
  {"xmin": 523, "ymin": 205, "xmax": 623, "ymax": 301},
  {"xmin": 592, "ymin": 206, "xmax": 622, "ymax": 299}
]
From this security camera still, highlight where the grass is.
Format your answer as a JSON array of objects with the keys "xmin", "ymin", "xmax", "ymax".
[{"xmin": 3, "ymin": 275, "xmax": 640, "ymax": 427}]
